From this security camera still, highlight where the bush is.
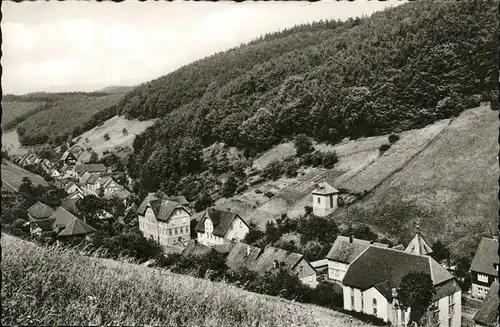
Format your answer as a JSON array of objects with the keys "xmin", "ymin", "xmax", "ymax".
[
  {"xmin": 304, "ymin": 206, "xmax": 313, "ymax": 215},
  {"xmin": 379, "ymin": 144, "xmax": 391, "ymax": 153},
  {"xmin": 295, "ymin": 134, "xmax": 314, "ymax": 156},
  {"xmin": 255, "ymin": 189, "xmax": 263, "ymax": 194},
  {"xmin": 103, "ymin": 133, "xmax": 110, "ymax": 141},
  {"xmin": 321, "ymin": 151, "xmax": 339, "ymax": 168},
  {"xmin": 221, "ymin": 175, "xmax": 238, "ymax": 198},
  {"xmin": 388, "ymin": 134, "xmax": 400, "ymax": 144},
  {"xmin": 264, "ymin": 191, "xmax": 275, "ymax": 198},
  {"xmin": 305, "ymin": 281, "xmax": 343, "ymax": 309},
  {"xmin": 262, "ymin": 160, "xmax": 283, "ymax": 180}
]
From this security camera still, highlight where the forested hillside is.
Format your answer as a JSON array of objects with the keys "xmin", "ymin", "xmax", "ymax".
[
  {"xmin": 125, "ymin": 0, "xmax": 497, "ymax": 196},
  {"xmin": 13, "ymin": 91, "xmax": 129, "ymax": 146}
]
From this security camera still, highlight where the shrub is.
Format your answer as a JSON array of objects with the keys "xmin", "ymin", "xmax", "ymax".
[
  {"xmin": 221, "ymin": 175, "xmax": 238, "ymax": 198},
  {"xmin": 379, "ymin": 144, "xmax": 391, "ymax": 153},
  {"xmin": 103, "ymin": 133, "xmax": 110, "ymax": 141},
  {"xmin": 321, "ymin": 151, "xmax": 339, "ymax": 168},
  {"xmin": 264, "ymin": 191, "xmax": 275, "ymax": 198},
  {"xmin": 295, "ymin": 134, "xmax": 314, "ymax": 156},
  {"xmin": 262, "ymin": 160, "xmax": 283, "ymax": 180},
  {"xmin": 255, "ymin": 189, "xmax": 263, "ymax": 194},
  {"xmin": 388, "ymin": 134, "xmax": 400, "ymax": 144},
  {"xmin": 304, "ymin": 206, "xmax": 313, "ymax": 215}
]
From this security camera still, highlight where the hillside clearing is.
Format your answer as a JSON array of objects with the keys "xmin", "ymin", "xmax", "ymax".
[
  {"xmin": 72, "ymin": 115, "xmax": 156, "ymax": 156},
  {"xmin": 336, "ymin": 118, "xmax": 451, "ymax": 193},
  {"xmin": 1, "ymin": 159, "xmax": 49, "ymax": 191},
  {"xmin": 334, "ymin": 105, "xmax": 499, "ymax": 258},
  {"xmin": 1, "ymin": 234, "xmax": 373, "ymax": 327}
]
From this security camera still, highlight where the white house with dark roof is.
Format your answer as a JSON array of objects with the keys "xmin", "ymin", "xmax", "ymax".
[
  {"xmin": 471, "ymin": 237, "xmax": 499, "ymax": 299},
  {"xmin": 137, "ymin": 193, "xmax": 191, "ymax": 248},
  {"xmin": 326, "ymin": 235, "xmax": 389, "ymax": 284},
  {"xmin": 194, "ymin": 207, "xmax": 249, "ymax": 246},
  {"xmin": 312, "ymin": 181, "xmax": 339, "ymax": 217},
  {"xmin": 342, "ymin": 246, "xmax": 462, "ymax": 327}
]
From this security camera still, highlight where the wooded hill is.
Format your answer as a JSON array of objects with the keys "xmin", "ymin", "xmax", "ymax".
[
  {"xmin": 124, "ymin": 0, "xmax": 497, "ymax": 194},
  {"xmin": 7, "ymin": 90, "xmax": 131, "ymax": 146}
]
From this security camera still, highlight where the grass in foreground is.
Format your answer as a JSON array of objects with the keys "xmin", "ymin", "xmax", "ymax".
[{"xmin": 1, "ymin": 235, "xmax": 372, "ymax": 326}]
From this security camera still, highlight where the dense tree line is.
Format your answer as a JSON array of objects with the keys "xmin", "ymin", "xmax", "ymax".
[
  {"xmin": 126, "ymin": 0, "xmax": 497, "ymax": 194},
  {"xmin": 15, "ymin": 92, "xmax": 127, "ymax": 146}
]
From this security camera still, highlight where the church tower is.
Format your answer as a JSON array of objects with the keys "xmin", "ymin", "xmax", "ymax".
[
  {"xmin": 312, "ymin": 181, "xmax": 339, "ymax": 217},
  {"xmin": 404, "ymin": 218, "xmax": 433, "ymax": 256}
]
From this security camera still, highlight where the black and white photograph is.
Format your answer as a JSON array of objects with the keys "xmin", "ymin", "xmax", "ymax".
[{"xmin": 1, "ymin": 0, "xmax": 498, "ymax": 326}]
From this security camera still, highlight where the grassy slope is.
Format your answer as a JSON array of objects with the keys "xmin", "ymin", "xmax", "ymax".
[
  {"xmin": 72, "ymin": 115, "xmax": 156, "ymax": 156},
  {"xmin": 1, "ymin": 101, "xmax": 46, "ymax": 130},
  {"xmin": 1, "ymin": 159, "xmax": 49, "ymax": 191},
  {"xmin": 334, "ymin": 105, "xmax": 499, "ymax": 258},
  {"xmin": 1, "ymin": 234, "xmax": 372, "ymax": 327}
]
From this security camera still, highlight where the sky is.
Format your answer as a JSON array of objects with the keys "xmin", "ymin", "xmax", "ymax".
[{"xmin": 2, "ymin": 0, "xmax": 405, "ymax": 95}]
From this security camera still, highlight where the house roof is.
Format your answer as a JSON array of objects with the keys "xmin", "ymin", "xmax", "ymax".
[
  {"xmin": 474, "ymin": 282, "xmax": 499, "ymax": 327},
  {"xmin": 326, "ymin": 236, "xmax": 389, "ymax": 264},
  {"xmin": 27, "ymin": 201, "xmax": 55, "ymax": 220},
  {"xmin": 471, "ymin": 238, "xmax": 499, "ymax": 276},
  {"xmin": 169, "ymin": 195, "xmax": 189, "ymax": 206},
  {"xmin": 86, "ymin": 173, "xmax": 100, "ymax": 185},
  {"xmin": 61, "ymin": 150, "xmax": 76, "ymax": 161},
  {"xmin": 58, "ymin": 218, "xmax": 96, "ymax": 237},
  {"xmin": 181, "ymin": 240, "xmax": 214, "ymax": 258},
  {"xmin": 405, "ymin": 232, "xmax": 433, "ymax": 256},
  {"xmin": 213, "ymin": 242, "xmax": 236, "ymax": 254},
  {"xmin": 226, "ymin": 242, "xmax": 263, "ymax": 271},
  {"xmin": 74, "ymin": 163, "xmax": 106, "ymax": 174},
  {"xmin": 48, "ymin": 206, "xmax": 80, "ymax": 229},
  {"xmin": 137, "ymin": 193, "xmax": 189, "ymax": 222},
  {"xmin": 61, "ymin": 198, "xmax": 80, "ymax": 215},
  {"xmin": 342, "ymin": 246, "xmax": 455, "ymax": 298},
  {"xmin": 312, "ymin": 181, "xmax": 339, "ymax": 195},
  {"xmin": 252, "ymin": 246, "xmax": 304, "ymax": 275},
  {"xmin": 195, "ymin": 207, "xmax": 246, "ymax": 237},
  {"xmin": 103, "ymin": 189, "xmax": 132, "ymax": 200}
]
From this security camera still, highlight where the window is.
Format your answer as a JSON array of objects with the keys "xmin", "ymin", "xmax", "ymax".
[
  {"xmin": 175, "ymin": 229, "xmax": 178, "ymax": 235},
  {"xmin": 448, "ymin": 294, "xmax": 454, "ymax": 305},
  {"xmin": 373, "ymin": 298, "xmax": 378, "ymax": 316},
  {"xmin": 448, "ymin": 303, "xmax": 455, "ymax": 316},
  {"xmin": 239, "ymin": 221, "xmax": 243, "ymax": 228},
  {"xmin": 335, "ymin": 269, "xmax": 339, "ymax": 277},
  {"xmin": 448, "ymin": 317, "xmax": 453, "ymax": 327},
  {"xmin": 361, "ymin": 293, "xmax": 364, "ymax": 311},
  {"xmin": 308, "ymin": 276, "xmax": 313, "ymax": 282},
  {"xmin": 169, "ymin": 229, "xmax": 172, "ymax": 236},
  {"xmin": 350, "ymin": 288, "xmax": 355, "ymax": 309},
  {"xmin": 477, "ymin": 273, "xmax": 489, "ymax": 283},
  {"xmin": 299, "ymin": 265, "xmax": 304, "ymax": 273},
  {"xmin": 401, "ymin": 309, "xmax": 405, "ymax": 322},
  {"xmin": 317, "ymin": 197, "xmax": 321, "ymax": 204},
  {"xmin": 330, "ymin": 195, "xmax": 334, "ymax": 208}
]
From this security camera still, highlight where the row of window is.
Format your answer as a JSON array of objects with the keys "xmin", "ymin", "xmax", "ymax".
[{"xmin": 140, "ymin": 221, "xmax": 189, "ymax": 236}]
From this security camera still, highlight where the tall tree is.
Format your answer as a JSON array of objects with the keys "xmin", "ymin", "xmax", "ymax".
[{"xmin": 395, "ymin": 272, "xmax": 436, "ymax": 326}]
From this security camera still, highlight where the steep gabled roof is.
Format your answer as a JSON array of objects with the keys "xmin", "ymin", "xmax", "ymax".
[
  {"xmin": 471, "ymin": 238, "xmax": 499, "ymax": 276},
  {"xmin": 342, "ymin": 246, "xmax": 455, "ymax": 297},
  {"xmin": 226, "ymin": 242, "xmax": 262, "ymax": 271},
  {"xmin": 27, "ymin": 201, "xmax": 55, "ymax": 220},
  {"xmin": 195, "ymin": 208, "xmax": 247, "ymax": 237},
  {"xmin": 137, "ymin": 193, "xmax": 189, "ymax": 222},
  {"xmin": 103, "ymin": 189, "xmax": 132, "ymax": 200},
  {"xmin": 326, "ymin": 236, "xmax": 388, "ymax": 264},
  {"xmin": 61, "ymin": 198, "xmax": 80, "ymax": 215},
  {"xmin": 474, "ymin": 282, "xmax": 499, "ymax": 327},
  {"xmin": 252, "ymin": 246, "xmax": 304, "ymax": 275},
  {"xmin": 405, "ymin": 232, "xmax": 433, "ymax": 256},
  {"xmin": 48, "ymin": 206, "xmax": 80, "ymax": 229},
  {"xmin": 58, "ymin": 218, "xmax": 96, "ymax": 237},
  {"xmin": 312, "ymin": 181, "xmax": 339, "ymax": 195}
]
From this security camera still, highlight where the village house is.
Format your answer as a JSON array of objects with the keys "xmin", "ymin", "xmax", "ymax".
[
  {"xmin": 225, "ymin": 243, "xmax": 318, "ymax": 288},
  {"xmin": 50, "ymin": 206, "xmax": 96, "ymax": 240},
  {"xmin": 470, "ymin": 237, "xmax": 499, "ymax": 299},
  {"xmin": 342, "ymin": 246, "xmax": 462, "ymax": 327},
  {"xmin": 85, "ymin": 174, "xmax": 101, "ymax": 191},
  {"xmin": 27, "ymin": 201, "xmax": 56, "ymax": 236},
  {"xmin": 75, "ymin": 163, "xmax": 107, "ymax": 178},
  {"xmin": 65, "ymin": 181, "xmax": 84, "ymax": 196},
  {"xmin": 195, "ymin": 207, "xmax": 250, "ymax": 246},
  {"xmin": 137, "ymin": 193, "xmax": 192, "ymax": 248},
  {"xmin": 311, "ymin": 181, "xmax": 340, "ymax": 217},
  {"xmin": 98, "ymin": 176, "xmax": 122, "ymax": 195},
  {"xmin": 326, "ymin": 235, "xmax": 389, "ymax": 284},
  {"xmin": 473, "ymin": 282, "xmax": 499, "ymax": 327},
  {"xmin": 60, "ymin": 149, "xmax": 78, "ymax": 165}
]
